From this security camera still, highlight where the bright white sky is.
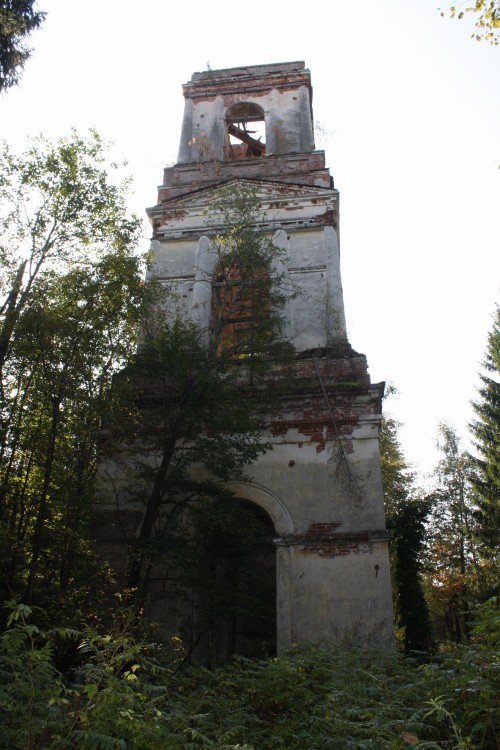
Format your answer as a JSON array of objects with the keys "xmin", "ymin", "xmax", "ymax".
[{"xmin": 2, "ymin": 0, "xmax": 499, "ymax": 482}]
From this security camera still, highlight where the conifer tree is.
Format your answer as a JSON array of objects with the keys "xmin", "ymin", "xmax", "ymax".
[
  {"xmin": 469, "ymin": 303, "xmax": 500, "ymax": 594},
  {"xmin": 380, "ymin": 416, "xmax": 434, "ymax": 653},
  {"xmin": 0, "ymin": 0, "xmax": 45, "ymax": 91}
]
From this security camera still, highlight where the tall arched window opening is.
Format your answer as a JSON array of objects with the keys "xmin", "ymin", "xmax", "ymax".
[
  {"xmin": 211, "ymin": 257, "xmax": 270, "ymax": 355},
  {"xmin": 224, "ymin": 102, "xmax": 266, "ymax": 159}
]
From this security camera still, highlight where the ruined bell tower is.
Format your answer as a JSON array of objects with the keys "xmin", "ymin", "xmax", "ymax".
[
  {"xmin": 96, "ymin": 62, "xmax": 394, "ymax": 659},
  {"xmin": 143, "ymin": 62, "xmax": 394, "ymax": 650}
]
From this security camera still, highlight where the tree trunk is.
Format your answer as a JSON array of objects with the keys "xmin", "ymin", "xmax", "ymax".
[{"xmin": 26, "ymin": 397, "xmax": 61, "ymax": 604}]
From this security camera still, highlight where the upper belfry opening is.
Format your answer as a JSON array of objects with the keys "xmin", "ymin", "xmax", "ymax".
[
  {"xmin": 225, "ymin": 102, "xmax": 266, "ymax": 159},
  {"xmin": 177, "ymin": 61, "xmax": 315, "ymax": 164},
  {"xmin": 157, "ymin": 61, "xmax": 331, "ymax": 204}
]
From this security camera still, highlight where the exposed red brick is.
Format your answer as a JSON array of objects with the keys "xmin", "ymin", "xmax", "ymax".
[{"xmin": 297, "ymin": 523, "xmax": 374, "ymax": 558}]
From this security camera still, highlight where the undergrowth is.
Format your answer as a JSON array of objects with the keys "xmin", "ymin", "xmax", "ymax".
[{"xmin": 0, "ymin": 599, "xmax": 498, "ymax": 749}]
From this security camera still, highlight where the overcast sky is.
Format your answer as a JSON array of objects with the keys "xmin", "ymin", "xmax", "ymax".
[{"xmin": 2, "ymin": 0, "xmax": 499, "ymax": 481}]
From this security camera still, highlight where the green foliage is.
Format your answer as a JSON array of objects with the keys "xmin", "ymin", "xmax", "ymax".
[
  {"xmin": 3, "ymin": 601, "xmax": 498, "ymax": 749},
  {"xmin": 423, "ymin": 309, "xmax": 500, "ymax": 643},
  {"xmin": 114, "ymin": 313, "xmax": 272, "ymax": 612},
  {"xmin": 0, "ymin": 0, "xmax": 45, "ymax": 91},
  {"xmin": 443, "ymin": 1, "xmax": 500, "ymax": 43},
  {"xmin": 130, "ymin": 315, "xmax": 267, "ymax": 480},
  {"xmin": 427, "ymin": 425, "xmax": 480, "ymax": 643},
  {"xmin": 0, "ymin": 130, "xmax": 142, "ymax": 383},
  {"xmin": 469, "ymin": 303, "xmax": 500, "ymax": 594},
  {"xmin": 380, "ymin": 416, "xmax": 434, "ymax": 653},
  {"xmin": 0, "ymin": 132, "xmax": 144, "ymax": 613},
  {"xmin": 0, "ymin": 601, "xmax": 167, "ymax": 749},
  {"xmin": 204, "ymin": 183, "xmax": 293, "ymax": 363},
  {"xmin": 391, "ymin": 499, "xmax": 435, "ymax": 655},
  {"xmin": 380, "ymin": 415, "xmax": 415, "ymax": 512},
  {"xmin": 104, "ymin": 185, "xmax": 294, "ymax": 648},
  {"xmin": 419, "ymin": 599, "xmax": 500, "ymax": 750},
  {"xmin": 0, "ymin": 601, "xmax": 71, "ymax": 749}
]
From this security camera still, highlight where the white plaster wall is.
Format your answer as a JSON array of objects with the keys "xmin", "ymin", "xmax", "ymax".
[
  {"xmin": 242, "ymin": 435, "xmax": 386, "ymax": 532},
  {"xmin": 178, "ymin": 95, "xmax": 226, "ymax": 163},
  {"xmin": 284, "ymin": 546, "xmax": 394, "ymax": 648},
  {"xmin": 150, "ymin": 238, "xmax": 196, "ymax": 278}
]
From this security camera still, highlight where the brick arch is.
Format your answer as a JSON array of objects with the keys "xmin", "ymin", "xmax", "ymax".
[{"xmin": 223, "ymin": 480, "xmax": 293, "ymax": 536}]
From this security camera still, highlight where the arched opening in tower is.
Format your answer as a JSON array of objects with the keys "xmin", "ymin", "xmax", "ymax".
[
  {"xmin": 224, "ymin": 102, "xmax": 266, "ymax": 159},
  {"xmin": 198, "ymin": 499, "xmax": 277, "ymax": 664}
]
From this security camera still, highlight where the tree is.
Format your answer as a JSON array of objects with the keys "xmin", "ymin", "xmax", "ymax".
[
  {"xmin": 427, "ymin": 423, "xmax": 479, "ymax": 642},
  {"xmin": 203, "ymin": 184, "xmax": 292, "ymax": 362},
  {"xmin": 0, "ymin": 0, "xmax": 45, "ymax": 92},
  {"xmin": 99, "ymin": 186, "xmax": 293, "ymax": 660},
  {"xmin": 119, "ymin": 316, "xmax": 268, "ymax": 588},
  {"xmin": 442, "ymin": 1, "xmax": 500, "ymax": 44},
  {"xmin": 0, "ymin": 130, "xmax": 139, "ymax": 385},
  {"xmin": 469, "ymin": 303, "xmax": 500, "ymax": 594},
  {"xmin": 379, "ymin": 415, "xmax": 434, "ymax": 653},
  {"xmin": 0, "ymin": 132, "xmax": 144, "ymax": 614}
]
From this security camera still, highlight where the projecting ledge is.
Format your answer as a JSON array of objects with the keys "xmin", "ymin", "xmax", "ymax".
[
  {"xmin": 274, "ymin": 530, "xmax": 391, "ymax": 546},
  {"xmin": 352, "ymin": 415, "xmax": 383, "ymax": 440}
]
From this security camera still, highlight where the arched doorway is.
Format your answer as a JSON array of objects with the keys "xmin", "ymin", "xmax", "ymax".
[
  {"xmin": 195, "ymin": 499, "xmax": 277, "ymax": 664},
  {"xmin": 225, "ymin": 500, "xmax": 277, "ymax": 660}
]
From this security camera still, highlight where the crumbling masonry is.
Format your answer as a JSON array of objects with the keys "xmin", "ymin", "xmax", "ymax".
[{"xmin": 96, "ymin": 62, "xmax": 394, "ymax": 657}]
